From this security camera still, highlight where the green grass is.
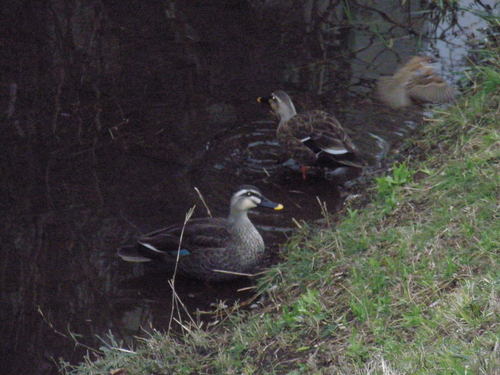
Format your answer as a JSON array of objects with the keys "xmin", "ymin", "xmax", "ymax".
[{"xmin": 63, "ymin": 39, "xmax": 499, "ymax": 375}]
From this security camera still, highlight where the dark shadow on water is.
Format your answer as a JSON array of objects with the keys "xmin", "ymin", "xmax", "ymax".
[{"xmin": 0, "ymin": 0, "xmax": 496, "ymax": 373}]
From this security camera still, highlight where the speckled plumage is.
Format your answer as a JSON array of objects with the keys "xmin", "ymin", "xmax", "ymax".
[
  {"xmin": 377, "ymin": 56, "xmax": 456, "ymax": 109},
  {"xmin": 118, "ymin": 186, "xmax": 283, "ymax": 281},
  {"xmin": 277, "ymin": 109, "xmax": 358, "ymax": 165},
  {"xmin": 258, "ymin": 91, "xmax": 362, "ymax": 171}
]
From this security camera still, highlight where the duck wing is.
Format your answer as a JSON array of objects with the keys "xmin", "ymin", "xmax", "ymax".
[
  {"xmin": 282, "ymin": 110, "xmax": 357, "ymax": 158},
  {"xmin": 407, "ymin": 72, "xmax": 456, "ymax": 104},
  {"xmin": 139, "ymin": 217, "xmax": 229, "ymax": 253},
  {"xmin": 277, "ymin": 117, "xmax": 318, "ymax": 165},
  {"xmin": 118, "ymin": 218, "xmax": 230, "ymax": 263},
  {"xmin": 299, "ymin": 110, "xmax": 356, "ymax": 154}
]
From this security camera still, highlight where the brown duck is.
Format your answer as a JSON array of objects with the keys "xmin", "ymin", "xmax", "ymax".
[
  {"xmin": 118, "ymin": 185, "xmax": 283, "ymax": 281},
  {"xmin": 257, "ymin": 90, "xmax": 363, "ymax": 179},
  {"xmin": 377, "ymin": 56, "xmax": 456, "ymax": 109}
]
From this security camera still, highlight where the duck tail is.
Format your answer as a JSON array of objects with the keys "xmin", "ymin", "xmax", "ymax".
[
  {"xmin": 117, "ymin": 245, "xmax": 161, "ymax": 262},
  {"xmin": 332, "ymin": 157, "xmax": 365, "ymax": 169},
  {"xmin": 317, "ymin": 152, "xmax": 365, "ymax": 169}
]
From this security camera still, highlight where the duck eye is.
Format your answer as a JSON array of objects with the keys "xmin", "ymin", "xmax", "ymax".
[{"xmin": 246, "ymin": 192, "xmax": 252, "ymax": 196}]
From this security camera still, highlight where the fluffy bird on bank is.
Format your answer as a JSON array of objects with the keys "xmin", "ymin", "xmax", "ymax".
[
  {"xmin": 118, "ymin": 185, "xmax": 283, "ymax": 281},
  {"xmin": 257, "ymin": 90, "xmax": 363, "ymax": 179},
  {"xmin": 376, "ymin": 56, "xmax": 456, "ymax": 109}
]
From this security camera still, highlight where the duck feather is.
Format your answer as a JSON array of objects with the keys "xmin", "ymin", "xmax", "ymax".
[{"xmin": 277, "ymin": 109, "xmax": 359, "ymax": 167}]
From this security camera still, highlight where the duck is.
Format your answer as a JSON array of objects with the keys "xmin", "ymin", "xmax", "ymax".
[
  {"xmin": 117, "ymin": 185, "xmax": 284, "ymax": 281},
  {"xmin": 376, "ymin": 56, "xmax": 456, "ymax": 109},
  {"xmin": 257, "ymin": 90, "xmax": 363, "ymax": 179}
]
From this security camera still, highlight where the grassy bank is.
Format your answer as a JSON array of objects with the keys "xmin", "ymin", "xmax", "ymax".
[{"xmin": 65, "ymin": 47, "xmax": 499, "ymax": 374}]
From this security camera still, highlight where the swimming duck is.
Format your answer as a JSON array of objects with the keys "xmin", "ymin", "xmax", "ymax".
[
  {"xmin": 376, "ymin": 56, "xmax": 456, "ymax": 109},
  {"xmin": 257, "ymin": 90, "xmax": 363, "ymax": 179},
  {"xmin": 118, "ymin": 185, "xmax": 283, "ymax": 281}
]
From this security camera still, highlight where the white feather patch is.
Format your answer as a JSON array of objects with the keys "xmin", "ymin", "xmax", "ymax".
[
  {"xmin": 119, "ymin": 254, "xmax": 153, "ymax": 262},
  {"xmin": 138, "ymin": 241, "xmax": 164, "ymax": 253},
  {"xmin": 234, "ymin": 188, "xmax": 259, "ymax": 197},
  {"xmin": 322, "ymin": 147, "xmax": 349, "ymax": 155}
]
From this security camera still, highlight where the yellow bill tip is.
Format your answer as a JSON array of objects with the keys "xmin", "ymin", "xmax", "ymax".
[{"xmin": 274, "ymin": 203, "xmax": 284, "ymax": 211}]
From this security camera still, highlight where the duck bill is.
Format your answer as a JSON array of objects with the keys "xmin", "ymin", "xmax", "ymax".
[
  {"xmin": 257, "ymin": 96, "xmax": 272, "ymax": 105},
  {"xmin": 258, "ymin": 197, "xmax": 284, "ymax": 211}
]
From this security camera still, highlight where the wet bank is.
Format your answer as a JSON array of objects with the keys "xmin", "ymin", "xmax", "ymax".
[
  {"xmin": 1, "ymin": 1, "xmax": 497, "ymax": 374},
  {"xmin": 66, "ymin": 31, "xmax": 499, "ymax": 375}
]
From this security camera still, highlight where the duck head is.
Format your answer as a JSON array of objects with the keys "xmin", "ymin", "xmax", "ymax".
[
  {"xmin": 257, "ymin": 90, "xmax": 297, "ymax": 124},
  {"xmin": 230, "ymin": 185, "xmax": 283, "ymax": 215},
  {"xmin": 396, "ymin": 55, "xmax": 437, "ymax": 80}
]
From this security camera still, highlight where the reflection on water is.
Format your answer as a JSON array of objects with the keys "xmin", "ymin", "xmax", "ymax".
[{"xmin": 1, "ymin": 0, "xmax": 497, "ymax": 373}]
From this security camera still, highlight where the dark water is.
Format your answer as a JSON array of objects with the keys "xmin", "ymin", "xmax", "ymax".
[{"xmin": 1, "ymin": 1, "xmax": 495, "ymax": 373}]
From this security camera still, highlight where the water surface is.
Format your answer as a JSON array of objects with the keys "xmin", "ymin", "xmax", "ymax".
[{"xmin": 1, "ymin": 1, "xmax": 496, "ymax": 373}]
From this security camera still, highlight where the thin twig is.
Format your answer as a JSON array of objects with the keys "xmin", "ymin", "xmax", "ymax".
[
  {"xmin": 211, "ymin": 269, "xmax": 254, "ymax": 277},
  {"xmin": 292, "ymin": 217, "xmax": 303, "ymax": 229},
  {"xmin": 167, "ymin": 205, "xmax": 196, "ymax": 334},
  {"xmin": 167, "ymin": 279, "xmax": 196, "ymax": 326},
  {"xmin": 237, "ymin": 285, "xmax": 257, "ymax": 292},
  {"xmin": 37, "ymin": 306, "xmax": 100, "ymax": 354},
  {"xmin": 194, "ymin": 187, "xmax": 212, "ymax": 217},
  {"xmin": 316, "ymin": 196, "xmax": 331, "ymax": 227}
]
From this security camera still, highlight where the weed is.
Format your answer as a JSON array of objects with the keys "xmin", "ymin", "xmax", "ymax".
[{"xmin": 375, "ymin": 162, "xmax": 414, "ymax": 212}]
